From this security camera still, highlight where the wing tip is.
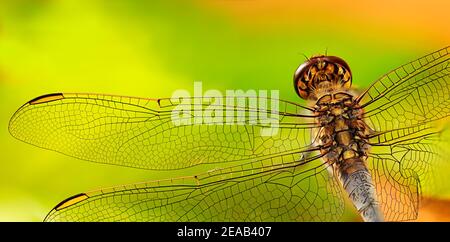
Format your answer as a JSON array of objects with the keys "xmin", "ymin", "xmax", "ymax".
[
  {"xmin": 9, "ymin": 93, "xmax": 65, "ymax": 139},
  {"xmin": 55, "ymin": 193, "xmax": 89, "ymax": 211},
  {"xmin": 28, "ymin": 93, "xmax": 65, "ymax": 105},
  {"xmin": 44, "ymin": 193, "xmax": 89, "ymax": 222}
]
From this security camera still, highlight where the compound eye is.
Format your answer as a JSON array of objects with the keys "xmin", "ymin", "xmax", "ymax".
[
  {"xmin": 324, "ymin": 56, "xmax": 352, "ymax": 87},
  {"xmin": 326, "ymin": 63, "xmax": 335, "ymax": 73},
  {"xmin": 294, "ymin": 62, "xmax": 313, "ymax": 99},
  {"xmin": 293, "ymin": 55, "xmax": 352, "ymax": 100}
]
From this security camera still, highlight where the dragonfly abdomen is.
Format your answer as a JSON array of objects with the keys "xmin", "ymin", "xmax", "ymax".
[
  {"xmin": 336, "ymin": 161, "xmax": 383, "ymax": 222},
  {"xmin": 314, "ymin": 91, "xmax": 383, "ymax": 222}
]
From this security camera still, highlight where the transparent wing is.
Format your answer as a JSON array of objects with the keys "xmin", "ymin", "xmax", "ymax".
[
  {"xmin": 44, "ymin": 153, "xmax": 345, "ymax": 222},
  {"xmin": 9, "ymin": 93, "xmax": 318, "ymax": 170},
  {"xmin": 358, "ymin": 46, "xmax": 450, "ymax": 221},
  {"xmin": 358, "ymin": 46, "xmax": 449, "ymax": 142},
  {"xmin": 368, "ymin": 132, "xmax": 449, "ymax": 221}
]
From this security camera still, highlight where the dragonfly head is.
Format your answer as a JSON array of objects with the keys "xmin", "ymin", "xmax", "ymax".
[{"xmin": 294, "ymin": 55, "xmax": 352, "ymax": 100}]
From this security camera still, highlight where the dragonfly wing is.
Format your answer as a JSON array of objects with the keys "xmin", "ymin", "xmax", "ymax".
[
  {"xmin": 9, "ymin": 93, "xmax": 317, "ymax": 170},
  {"xmin": 359, "ymin": 46, "xmax": 450, "ymax": 141},
  {"xmin": 359, "ymin": 46, "xmax": 450, "ymax": 221},
  {"xmin": 44, "ymin": 152, "xmax": 345, "ymax": 222},
  {"xmin": 368, "ymin": 132, "xmax": 449, "ymax": 221}
]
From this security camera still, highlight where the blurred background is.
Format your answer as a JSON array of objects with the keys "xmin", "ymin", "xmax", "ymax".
[{"xmin": 0, "ymin": 0, "xmax": 449, "ymax": 221}]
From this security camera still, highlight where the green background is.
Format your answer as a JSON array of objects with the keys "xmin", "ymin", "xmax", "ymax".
[{"xmin": 0, "ymin": 0, "xmax": 448, "ymax": 221}]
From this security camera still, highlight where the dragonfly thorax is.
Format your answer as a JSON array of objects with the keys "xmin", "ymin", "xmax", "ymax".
[
  {"xmin": 294, "ymin": 55, "xmax": 352, "ymax": 100},
  {"xmin": 313, "ymin": 90, "xmax": 383, "ymax": 221},
  {"xmin": 313, "ymin": 91, "xmax": 371, "ymax": 168}
]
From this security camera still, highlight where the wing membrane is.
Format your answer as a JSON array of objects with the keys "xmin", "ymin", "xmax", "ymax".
[
  {"xmin": 359, "ymin": 46, "xmax": 450, "ymax": 143},
  {"xmin": 368, "ymin": 132, "xmax": 449, "ymax": 221},
  {"xmin": 9, "ymin": 93, "xmax": 318, "ymax": 170},
  {"xmin": 44, "ymin": 153, "xmax": 345, "ymax": 222},
  {"xmin": 16, "ymin": 46, "xmax": 450, "ymax": 222},
  {"xmin": 358, "ymin": 46, "xmax": 450, "ymax": 221}
]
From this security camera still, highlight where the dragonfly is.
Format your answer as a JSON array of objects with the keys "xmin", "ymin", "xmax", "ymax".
[{"xmin": 8, "ymin": 46, "xmax": 450, "ymax": 222}]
